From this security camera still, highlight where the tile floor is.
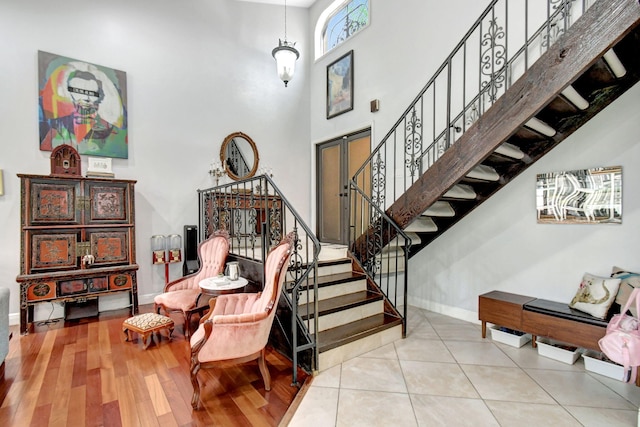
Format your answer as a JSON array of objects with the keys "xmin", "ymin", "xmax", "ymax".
[{"xmin": 287, "ymin": 305, "xmax": 640, "ymax": 427}]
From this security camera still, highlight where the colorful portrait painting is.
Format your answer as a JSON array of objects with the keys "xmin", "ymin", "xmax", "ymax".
[{"xmin": 38, "ymin": 51, "xmax": 128, "ymax": 159}]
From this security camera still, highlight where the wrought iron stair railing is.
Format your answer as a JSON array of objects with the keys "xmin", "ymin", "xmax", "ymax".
[
  {"xmin": 198, "ymin": 175, "xmax": 320, "ymax": 384},
  {"xmin": 348, "ymin": 0, "xmax": 598, "ymax": 307},
  {"xmin": 350, "ymin": 183, "xmax": 411, "ymax": 332}
]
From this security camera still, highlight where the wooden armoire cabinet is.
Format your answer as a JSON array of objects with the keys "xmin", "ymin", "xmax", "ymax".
[{"xmin": 16, "ymin": 174, "xmax": 139, "ymax": 334}]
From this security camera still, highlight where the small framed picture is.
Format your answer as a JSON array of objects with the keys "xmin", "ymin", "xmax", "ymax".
[
  {"xmin": 86, "ymin": 157, "xmax": 114, "ymax": 178},
  {"xmin": 327, "ymin": 50, "xmax": 354, "ymax": 119},
  {"xmin": 88, "ymin": 157, "xmax": 112, "ymax": 173}
]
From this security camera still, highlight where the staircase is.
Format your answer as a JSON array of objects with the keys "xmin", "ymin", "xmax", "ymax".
[
  {"xmin": 295, "ymin": 246, "xmax": 403, "ymax": 371},
  {"xmin": 196, "ymin": 181, "xmax": 404, "ymax": 376},
  {"xmin": 316, "ymin": 0, "xmax": 640, "ymax": 371},
  {"xmin": 351, "ymin": 0, "xmax": 640, "ymax": 280},
  {"xmin": 297, "ymin": 0, "xmax": 640, "ymax": 375},
  {"xmin": 386, "ymin": 29, "xmax": 640, "ymax": 256}
]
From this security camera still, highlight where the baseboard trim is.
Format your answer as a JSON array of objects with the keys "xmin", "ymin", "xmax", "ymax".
[
  {"xmin": 406, "ymin": 296, "xmax": 480, "ymax": 325},
  {"xmin": 7, "ymin": 292, "xmax": 161, "ymax": 326}
]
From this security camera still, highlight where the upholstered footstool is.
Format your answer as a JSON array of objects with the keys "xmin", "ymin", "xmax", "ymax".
[{"xmin": 123, "ymin": 312, "xmax": 174, "ymax": 349}]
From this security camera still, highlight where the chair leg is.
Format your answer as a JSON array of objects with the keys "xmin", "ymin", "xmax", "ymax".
[
  {"xmin": 190, "ymin": 360, "xmax": 201, "ymax": 409},
  {"xmin": 185, "ymin": 312, "xmax": 192, "ymax": 339},
  {"xmin": 143, "ymin": 333, "xmax": 153, "ymax": 350},
  {"xmin": 257, "ymin": 347, "xmax": 271, "ymax": 391}
]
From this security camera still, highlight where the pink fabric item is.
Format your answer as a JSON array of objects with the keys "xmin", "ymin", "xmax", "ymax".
[
  {"xmin": 154, "ymin": 231, "xmax": 229, "ymax": 313},
  {"xmin": 153, "ymin": 289, "xmax": 200, "ymax": 311},
  {"xmin": 190, "ymin": 240, "xmax": 292, "ymax": 362},
  {"xmin": 165, "ymin": 233, "xmax": 230, "ymax": 293}
]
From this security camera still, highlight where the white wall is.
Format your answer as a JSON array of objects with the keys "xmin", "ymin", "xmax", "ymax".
[
  {"xmin": 0, "ymin": 0, "xmax": 310, "ymax": 321},
  {"xmin": 308, "ymin": 0, "xmax": 492, "ymax": 141}
]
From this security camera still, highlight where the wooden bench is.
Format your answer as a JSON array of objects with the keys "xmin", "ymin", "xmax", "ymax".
[
  {"xmin": 478, "ymin": 291, "xmax": 535, "ymax": 339},
  {"xmin": 522, "ymin": 298, "xmax": 609, "ymax": 350},
  {"xmin": 479, "ymin": 291, "xmax": 608, "ymax": 351},
  {"xmin": 479, "ymin": 290, "xmax": 640, "ymax": 385}
]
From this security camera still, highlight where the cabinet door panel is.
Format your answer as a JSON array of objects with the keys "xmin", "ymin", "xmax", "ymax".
[
  {"xmin": 30, "ymin": 180, "xmax": 81, "ymax": 224},
  {"xmin": 88, "ymin": 229, "xmax": 129, "ymax": 266},
  {"xmin": 30, "ymin": 231, "xmax": 80, "ymax": 271},
  {"xmin": 86, "ymin": 182, "xmax": 130, "ymax": 223}
]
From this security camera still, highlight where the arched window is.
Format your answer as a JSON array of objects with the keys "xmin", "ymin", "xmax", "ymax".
[{"xmin": 315, "ymin": 0, "xmax": 369, "ymax": 59}]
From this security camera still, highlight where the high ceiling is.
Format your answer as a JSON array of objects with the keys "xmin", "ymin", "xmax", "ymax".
[{"xmin": 235, "ymin": 0, "xmax": 317, "ymax": 8}]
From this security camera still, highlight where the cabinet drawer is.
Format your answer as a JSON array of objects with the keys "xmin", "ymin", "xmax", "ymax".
[
  {"xmin": 26, "ymin": 281, "xmax": 56, "ymax": 301},
  {"xmin": 58, "ymin": 276, "xmax": 108, "ymax": 296},
  {"xmin": 478, "ymin": 291, "xmax": 536, "ymax": 330},
  {"xmin": 89, "ymin": 277, "xmax": 109, "ymax": 293},
  {"xmin": 522, "ymin": 310, "xmax": 605, "ymax": 351},
  {"xmin": 109, "ymin": 273, "xmax": 132, "ymax": 290}
]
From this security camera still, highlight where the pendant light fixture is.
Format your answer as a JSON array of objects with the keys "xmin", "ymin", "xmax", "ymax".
[{"xmin": 272, "ymin": 0, "xmax": 299, "ymax": 87}]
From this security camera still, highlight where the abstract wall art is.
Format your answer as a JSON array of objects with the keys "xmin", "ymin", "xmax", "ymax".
[
  {"xmin": 536, "ymin": 166, "xmax": 622, "ymax": 224},
  {"xmin": 38, "ymin": 51, "xmax": 128, "ymax": 158}
]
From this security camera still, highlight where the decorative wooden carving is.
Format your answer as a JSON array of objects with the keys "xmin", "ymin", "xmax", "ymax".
[{"xmin": 50, "ymin": 144, "xmax": 82, "ymax": 177}]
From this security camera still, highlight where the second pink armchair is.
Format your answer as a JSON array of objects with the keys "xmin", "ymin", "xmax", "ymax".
[{"xmin": 154, "ymin": 230, "xmax": 230, "ymax": 337}]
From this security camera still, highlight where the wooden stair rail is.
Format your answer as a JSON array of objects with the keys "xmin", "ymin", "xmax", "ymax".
[{"xmin": 388, "ymin": 0, "xmax": 640, "ymax": 230}]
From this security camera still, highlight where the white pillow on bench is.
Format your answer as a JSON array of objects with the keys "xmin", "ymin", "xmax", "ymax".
[{"xmin": 569, "ymin": 272, "xmax": 621, "ymax": 319}]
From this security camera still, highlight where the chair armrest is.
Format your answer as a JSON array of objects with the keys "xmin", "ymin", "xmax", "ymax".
[
  {"xmin": 212, "ymin": 311, "xmax": 269, "ymax": 325},
  {"xmin": 194, "ymin": 312, "xmax": 273, "ymax": 361},
  {"xmin": 196, "ymin": 298, "xmax": 216, "ymax": 325}
]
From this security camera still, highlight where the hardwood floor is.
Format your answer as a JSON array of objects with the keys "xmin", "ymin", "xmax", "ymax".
[{"xmin": 0, "ymin": 304, "xmax": 309, "ymax": 427}]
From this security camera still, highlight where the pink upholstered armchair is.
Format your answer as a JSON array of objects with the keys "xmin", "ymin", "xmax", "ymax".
[
  {"xmin": 154, "ymin": 230, "xmax": 230, "ymax": 338},
  {"xmin": 189, "ymin": 232, "xmax": 294, "ymax": 410}
]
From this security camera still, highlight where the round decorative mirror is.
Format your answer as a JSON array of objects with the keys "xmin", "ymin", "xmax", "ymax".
[{"xmin": 220, "ymin": 132, "xmax": 259, "ymax": 180}]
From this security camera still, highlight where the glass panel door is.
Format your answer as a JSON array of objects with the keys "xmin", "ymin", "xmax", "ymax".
[{"xmin": 317, "ymin": 130, "xmax": 370, "ymax": 244}]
